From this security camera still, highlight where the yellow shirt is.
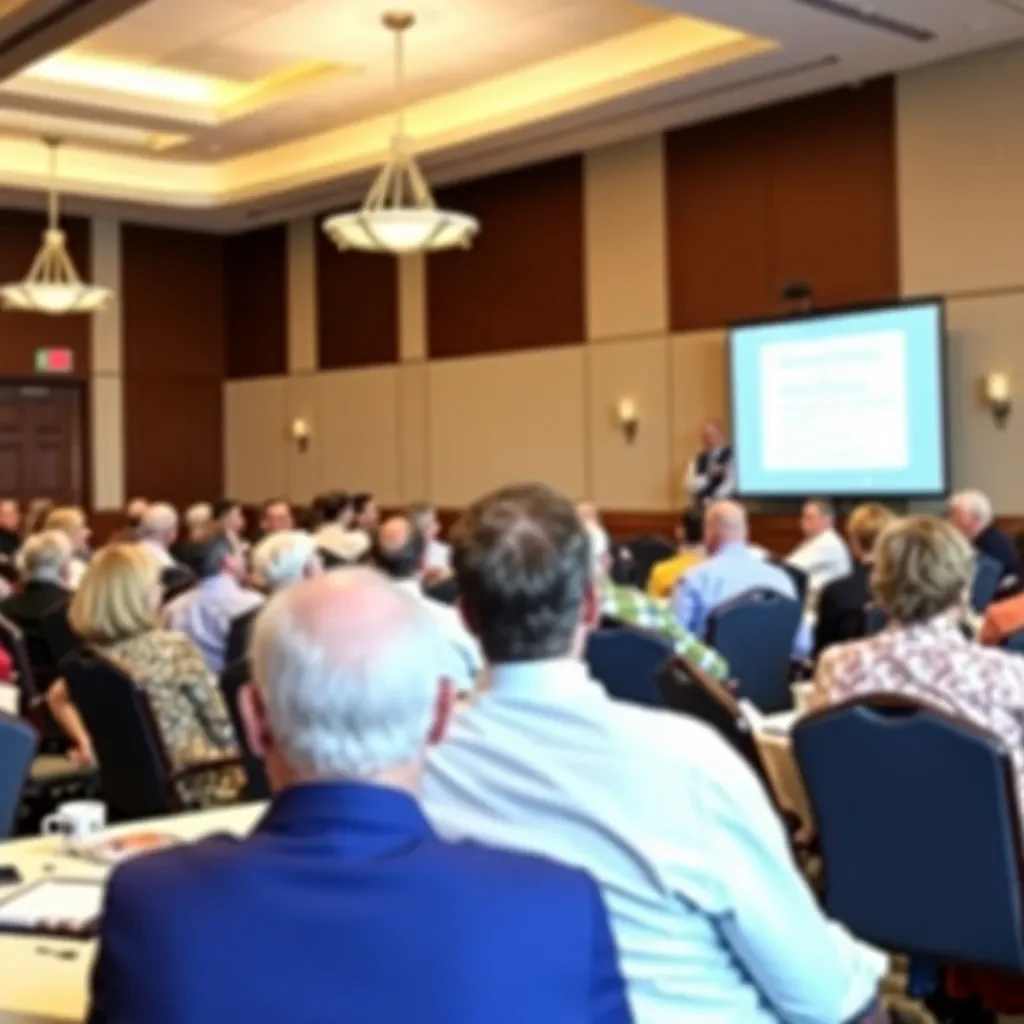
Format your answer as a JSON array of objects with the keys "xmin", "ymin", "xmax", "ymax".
[{"xmin": 647, "ymin": 548, "xmax": 705, "ymax": 600}]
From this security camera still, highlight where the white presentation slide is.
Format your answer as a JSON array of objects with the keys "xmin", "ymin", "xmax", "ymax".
[{"xmin": 759, "ymin": 331, "xmax": 909, "ymax": 473}]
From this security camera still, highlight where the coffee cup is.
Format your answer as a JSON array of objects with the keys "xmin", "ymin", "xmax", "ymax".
[{"xmin": 41, "ymin": 800, "xmax": 106, "ymax": 843}]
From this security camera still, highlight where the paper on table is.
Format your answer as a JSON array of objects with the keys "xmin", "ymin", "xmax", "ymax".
[{"xmin": 0, "ymin": 880, "xmax": 104, "ymax": 932}]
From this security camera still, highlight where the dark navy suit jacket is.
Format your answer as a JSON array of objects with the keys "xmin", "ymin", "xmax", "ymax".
[{"xmin": 88, "ymin": 783, "xmax": 632, "ymax": 1024}]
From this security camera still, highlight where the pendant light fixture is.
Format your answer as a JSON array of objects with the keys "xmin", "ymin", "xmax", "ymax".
[
  {"xmin": 322, "ymin": 11, "xmax": 478, "ymax": 255},
  {"xmin": 0, "ymin": 137, "xmax": 112, "ymax": 315}
]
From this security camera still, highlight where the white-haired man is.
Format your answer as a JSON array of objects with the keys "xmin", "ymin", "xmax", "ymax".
[
  {"xmin": 949, "ymin": 489, "xmax": 1020, "ymax": 584},
  {"xmin": 90, "ymin": 570, "xmax": 631, "ymax": 1024},
  {"xmin": 224, "ymin": 531, "xmax": 322, "ymax": 668},
  {"xmin": 138, "ymin": 502, "xmax": 179, "ymax": 570}
]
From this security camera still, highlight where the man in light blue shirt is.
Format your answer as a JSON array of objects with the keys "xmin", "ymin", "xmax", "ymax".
[
  {"xmin": 673, "ymin": 500, "xmax": 810, "ymax": 657},
  {"xmin": 425, "ymin": 484, "xmax": 886, "ymax": 1024},
  {"xmin": 164, "ymin": 531, "xmax": 263, "ymax": 674}
]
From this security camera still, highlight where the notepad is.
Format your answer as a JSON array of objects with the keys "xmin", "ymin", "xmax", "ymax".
[{"xmin": 0, "ymin": 879, "xmax": 104, "ymax": 938}]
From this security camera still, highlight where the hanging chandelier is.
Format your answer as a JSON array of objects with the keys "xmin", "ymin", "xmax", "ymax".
[
  {"xmin": 0, "ymin": 137, "xmax": 112, "ymax": 315},
  {"xmin": 322, "ymin": 11, "xmax": 478, "ymax": 255}
]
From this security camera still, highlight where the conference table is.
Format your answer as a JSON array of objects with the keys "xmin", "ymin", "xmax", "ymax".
[{"xmin": 0, "ymin": 803, "xmax": 264, "ymax": 1023}]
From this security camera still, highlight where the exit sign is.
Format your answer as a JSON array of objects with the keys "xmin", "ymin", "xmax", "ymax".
[{"xmin": 35, "ymin": 348, "xmax": 73, "ymax": 374}]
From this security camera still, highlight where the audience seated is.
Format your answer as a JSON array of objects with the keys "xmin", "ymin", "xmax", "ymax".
[
  {"xmin": 163, "ymin": 531, "xmax": 263, "ymax": 674},
  {"xmin": 673, "ymin": 501, "xmax": 808, "ymax": 655},
  {"xmin": 89, "ymin": 569, "xmax": 630, "ymax": 1024},
  {"xmin": 409, "ymin": 502, "xmax": 451, "ymax": 573},
  {"xmin": 47, "ymin": 544, "xmax": 241, "ymax": 805},
  {"xmin": 0, "ymin": 499, "xmax": 22, "ymax": 559},
  {"xmin": 259, "ymin": 498, "xmax": 294, "ymax": 538},
  {"xmin": 814, "ymin": 503, "xmax": 895, "ymax": 658},
  {"xmin": 137, "ymin": 502, "xmax": 179, "ymax": 570},
  {"xmin": 787, "ymin": 498, "xmax": 853, "ymax": 615},
  {"xmin": 585, "ymin": 521, "xmax": 728, "ymax": 682},
  {"xmin": 0, "ymin": 531, "xmax": 73, "ymax": 691},
  {"xmin": 23, "ymin": 497, "xmax": 54, "ymax": 537},
  {"xmin": 949, "ymin": 489, "xmax": 1020, "ymax": 585},
  {"xmin": 42, "ymin": 506, "xmax": 91, "ymax": 590},
  {"xmin": 425, "ymin": 483, "xmax": 885, "ymax": 1023},
  {"xmin": 646, "ymin": 509, "xmax": 704, "ymax": 600},
  {"xmin": 313, "ymin": 491, "xmax": 369, "ymax": 565},
  {"xmin": 226, "ymin": 530, "xmax": 322, "ymax": 667},
  {"xmin": 812, "ymin": 515, "xmax": 1024, "ymax": 821},
  {"xmin": 371, "ymin": 516, "xmax": 481, "ymax": 695}
]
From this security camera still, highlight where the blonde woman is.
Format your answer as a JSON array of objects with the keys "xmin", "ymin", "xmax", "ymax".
[
  {"xmin": 43, "ymin": 506, "xmax": 91, "ymax": 589},
  {"xmin": 46, "ymin": 544, "xmax": 242, "ymax": 807}
]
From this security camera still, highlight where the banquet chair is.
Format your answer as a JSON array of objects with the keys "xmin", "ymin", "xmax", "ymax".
[
  {"xmin": 64, "ymin": 649, "xmax": 240, "ymax": 822},
  {"xmin": 218, "ymin": 658, "xmax": 270, "ymax": 800},
  {"xmin": 863, "ymin": 604, "xmax": 888, "ymax": 637},
  {"xmin": 0, "ymin": 713, "xmax": 36, "ymax": 838},
  {"xmin": 585, "ymin": 624, "xmax": 672, "ymax": 708},
  {"xmin": 971, "ymin": 554, "xmax": 1003, "ymax": 613},
  {"xmin": 1004, "ymin": 628, "xmax": 1024, "ymax": 655},
  {"xmin": 793, "ymin": 696, "xmax": 1024, "ymax": 971},
  {"xmin": 708, "ymin": 589, "xmax": 802, "ymax": 713}
]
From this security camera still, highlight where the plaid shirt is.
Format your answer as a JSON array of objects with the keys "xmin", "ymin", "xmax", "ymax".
[{"xmin": 597, "ymin": 577, "xmax": 729, "ymax": 682}]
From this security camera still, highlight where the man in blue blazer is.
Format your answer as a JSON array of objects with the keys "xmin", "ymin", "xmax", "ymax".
[{"xmin": 89, "ymin": 569, "xmax": 631, "ymax": 1024}]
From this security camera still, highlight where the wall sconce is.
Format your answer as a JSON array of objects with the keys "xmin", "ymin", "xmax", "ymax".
[
  {"xmin": 290, "ymin": 417, "xmax": 312, "ymax": 453},
  {"xmin": 616, "ymin": 396, "xmax": 640, "ymax": 444},
  {"xmin": 984, "ymin": 372, "xmax": 1013, "ymax": 429}
]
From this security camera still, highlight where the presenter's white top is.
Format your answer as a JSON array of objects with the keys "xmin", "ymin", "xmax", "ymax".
[
  {"xmin": 787, "ymin": 528, "xmax": 853, "ymax": 615},
  {"xmin": 685, "ymin": 446, "xmax": 736, "ymax": 503}
]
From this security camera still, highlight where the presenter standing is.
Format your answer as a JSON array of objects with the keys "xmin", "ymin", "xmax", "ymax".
[{"xmin": 685, "ymin": 421, "xmax": 735, "ymax": 507}]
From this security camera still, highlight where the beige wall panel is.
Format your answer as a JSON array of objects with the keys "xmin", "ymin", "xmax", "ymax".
[
  {"xmin": 584, "ymin": 135, "xmax": 668, "ymax": 341},
  {"xmin": 427, "ymin": 347, "xmax": 586, "ymax": 507},
  {"xmin": 284, "ymin": 375, "xmax": 322, "ymax": 503},
  {"xmin": 90, "ymin": 219, "xmax": 122, "ymax": 376},
  {"xmin": 225, "ymin": 378, "xmax": 287, "ymax": 503},
  {"xmin": 945, "ymin": 294, "xmax": 1024, "ymax": 512},
  {"xmin": 899, "ymin": 45, "xmax": 1024, "ymax": 296},
  {"xmin": 669, "ymin": 330, "xmax": 728, "ymax": 507},
  {"xmin": 398, "ymin": 254, "xmax": 427, "ymax": 362},
  {"xmin": 587, "ymin": 337, "xmax": 672, "ymax": 509},
  {"xmin": 316, "ymin": 367, "xmax": 401, "ymax": 504},
  {"xmin": 92, "ymin": 375, "xmax": 124, "ymax": 511},
  {"xmin": 287, "ymin": 218, "xmax": 318, "ymax": 373},
  {"xmin": 398, "ymin": 364, "xmax": 429, "ymax": 503}
]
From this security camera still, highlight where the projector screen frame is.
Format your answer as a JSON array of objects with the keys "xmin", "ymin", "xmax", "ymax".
[{"xmin": 726, "ymin": 296, "xmax": 950, "ymax": 502}]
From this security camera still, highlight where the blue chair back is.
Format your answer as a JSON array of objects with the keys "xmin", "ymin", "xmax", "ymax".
[
  {"xmin": 863, "ymin": 604, "xmax": 888, "ymax": 637},
  {"xmin": 585, "ymin": 627, "xmax": 672, "ymax": 707},
  {"xmin": 1005, "ymin": 629, "xmax": 1024, "ymax": 654},
  {"xmin": 794, "ymin": 698, "xmax": 1024, "ymax": 971},
  {"xmin": 0, "ymin": 714, "xmax": 36, "ymax": 838},
  {"xmin": 972, "ymin": 554, "xmax": 1003, "ymax": 613},
  {"xmin": 708, "ymin": 588, "xmax": 802, "ymax": 713}
]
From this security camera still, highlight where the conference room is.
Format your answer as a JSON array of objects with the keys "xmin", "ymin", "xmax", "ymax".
[{"xmin": 2, "ymin": 0, "xmax": 1024, "ymax": 1021}]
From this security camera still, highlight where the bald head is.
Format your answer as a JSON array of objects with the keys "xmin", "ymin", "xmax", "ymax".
[
  {"xmin": 372, "ymin": 515, "xmax": 426, "ymax": 580},
  {"xmin": 705, "ymin": 500, "xmax": 748, "ymax": 553},
  {"xmin": 247, "ymin": 568, "xmax": 451, "ymax": 787}
]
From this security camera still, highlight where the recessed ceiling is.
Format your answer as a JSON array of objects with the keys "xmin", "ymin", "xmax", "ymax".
[{"xmin": 0, "ymin": 0, "xmax": 1019, "ymax": 229}]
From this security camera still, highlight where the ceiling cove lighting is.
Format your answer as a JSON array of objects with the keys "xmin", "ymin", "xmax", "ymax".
[
  {"xmin": 0, "ymin": 137, "xmax": 111, "ymax": 315},
  {"xmin": 322, "ymin": 11, "xmax": 478, "ymax": 255}
]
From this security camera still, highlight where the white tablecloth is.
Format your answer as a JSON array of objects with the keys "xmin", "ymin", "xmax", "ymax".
[{"xmin": 0, "ymin": 804, "xmax": 264, "ymax": 1023}]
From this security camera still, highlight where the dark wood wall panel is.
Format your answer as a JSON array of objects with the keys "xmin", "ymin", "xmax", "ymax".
[
  {"xmin": 0, "ymin": 210, "xmax": 91, "ymax": 377},
  {"xmin": 122, "ymin": 224, "xmax": 226, "ymax": 507},
  {"xmin": 427, "ymin": 156, "xmax": 586, "ymax": 359},
  {"xmin": 316, "ymin": 228, "xmax": 398, "ymax": 369},
  {"xmin": 667, "ymin": 78, "xmax": 899, "ymax": 331},
  {"xmin": 225, "ymin": 225, "xmax": 288, "ymax": 379}
]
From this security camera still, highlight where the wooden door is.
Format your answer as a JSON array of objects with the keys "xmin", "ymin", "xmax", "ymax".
[{"xmin": 0, "ymin": 384, "xmax": 83, "ymax": 505}]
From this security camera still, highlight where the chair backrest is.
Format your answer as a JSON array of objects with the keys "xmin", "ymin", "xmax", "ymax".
[
  {"xmin": 771, "ymin": 560, "xmax": 809, "ymax": 606},
  {"xmin": 0, "ymin": 613, "xmax": 37, "ymax": 717},
  {"xmin": 708, "ymin": 588, "xmax": 802, "ymax": 713},
  {"xmin": 972, "ymin": 554, "xmax": 1003, "ymax": 613},
  {"xmin": 585, "ymin": 626, "xmax": 672, "ymax": 708},
  {"xmin": 63, "ymin": 650, "xmax": 175, "ymax": 821},
  {"xmin": 626, "ymin": 535, "xmax": 676, "ymax": 590},
  {"xmin": 1005, "ymin": 628, "xmax": 1024, "ymax": 655},
  {"xmin": 794, "ymin": 697, "xmax": 1024, "ymax": 971},
  {"xmin": 218, "ymin": 659, "xmax": 270, "ymax": 800},
  {"xmin": 658, "ymin": 656, "xmax": 769, "ymax": 785},
  {"xmin": 0, "ymin": 714, "xmax": 37, "ymax": 838},
  {"xmin": 863, "ymin": 604, "xmax": 888, "ymax": 637}
]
